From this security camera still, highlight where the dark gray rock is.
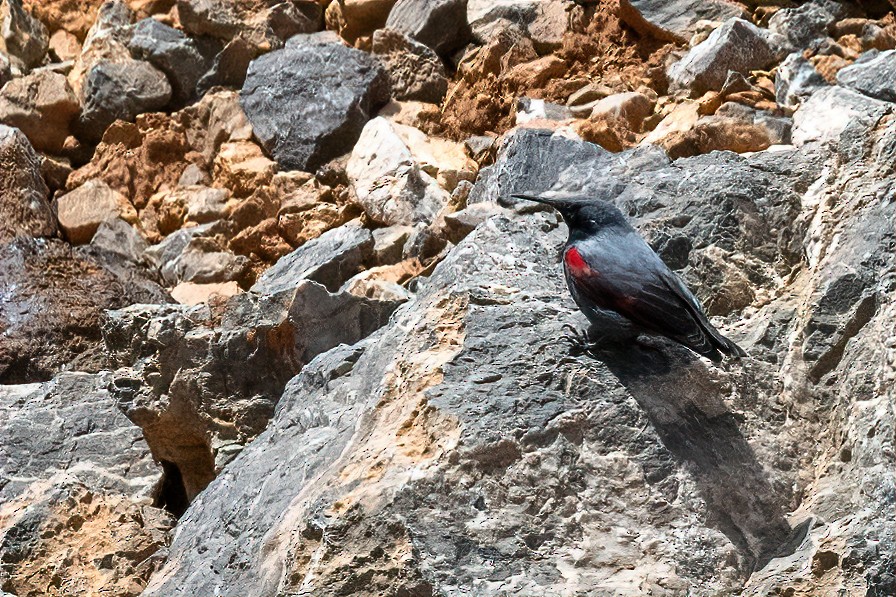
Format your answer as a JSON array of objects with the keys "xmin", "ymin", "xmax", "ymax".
[
  {"xmin": 386, "ymin": 0, "xmax": 471, "ymax": 57},
  {"xmin": 79, "ymin": 59, "xmax": 172, "ymax": 142},
  {"xmin": 836, "ymin": 49, "xmax": 896, "ymax": 103},
  {"xmin": 768, "ymin": 2, "xmax": 836, "ymax": 49},
  {"xmin": 372, "ymin": 27, "xmax": 448, "ymax": 103},
  {"xmin": 240, "ymin": 38, "xmax": 390, "ymax": 171},
  {"xmin": 160, "ymin": 244, "xmax": 251, "ymax": 286},
  {"xmin": 127, "ymin": 18, "xmax": 217, "ymax": 105},
  {"xmin": 177, "ymin": 0, "xmax": 321, "ymax": 42},
  {"xmin": 252, "ymin": 219, "xmax": 374, "ymax": 294},
  {"xmin": 0, "ymin": 0, "xmax": 48, "ymax": 70},
  {"xmin": 90, "ymin": 217, "xmax": 150, "ymax": 264},
  {"xmin": 0, "ymin": 124, "xmax": 54, "ymax": 243},
  {"xmin": 668, "ymin": 18, "xmax": 785, "ymax": 95},
  {"xmin": 776, "ymin": 52, "xmax": 828, "ymax": 107},
  {"xmin": 618, "ymin": 0, "xmax": 747, "ymax": 43}
]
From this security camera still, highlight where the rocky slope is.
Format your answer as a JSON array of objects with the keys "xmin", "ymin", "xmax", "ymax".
[{"xmin": 0, "ymin": 0, "xmax": 894, "ymax": 595}]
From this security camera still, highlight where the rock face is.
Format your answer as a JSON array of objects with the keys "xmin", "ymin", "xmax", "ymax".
[
  {"xmin": 241, "ymin": 38, "xmax": 390, "ymax": 172},
  {"xmin": 1, "ymin": 1, "xmax": 895, "ymax": 595},
  {"xmin": 0, "ymin": 125, "xmax": 55, "ymax": 242},
  {"xmin": 0, "ymin": 372, "xmax": 173, "ymax": 597}
]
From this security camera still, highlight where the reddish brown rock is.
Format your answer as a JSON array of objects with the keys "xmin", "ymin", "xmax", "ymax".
[
  {"xmin": 57, "ymin": 178, "xmax": 138, "ymax": 244},
  {"xmin": 0, "ymin": 124, "xmax": 55, "ymax": 243},
  {"xmin": 0, "ymin": 70, "xmax": 81, "ymax": 154}
]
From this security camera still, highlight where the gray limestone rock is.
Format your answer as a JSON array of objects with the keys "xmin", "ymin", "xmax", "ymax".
[
  {"xmin": 385, "ymin": 0, "xmax": 471, "ymax": 57},
  {"xmin": 836, "ymin": 49, "xmax": 896, "ymax": 103},
  {"xmin": 768, "ymin": 2, "xmax": 836, "ymax": 50},
  {"xmin": 776, "ymin": 52, "xmax": 827, "ymax": 107},
  {"xmin": 240, "ymin": 38, "xmax": 390, "ymax": 171},
  {"xmin": 127, "ymin": 18, "xmax": 217, "ymax": 105},
  {"xmin": 252, "ymin": 219, "xmax": 374, "ymax": 295},
  {"xmin": 618, "ymin": 0, "xmax": 747, "ymax": 44},
  {"xmin": 668, "ymin": 18, "xmax": 785, "ymax": 95}
]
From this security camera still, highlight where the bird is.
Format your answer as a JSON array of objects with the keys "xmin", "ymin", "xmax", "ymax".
[{"xmin": 513, "ymin": 192, "xmax": 747, "ymax": 362}]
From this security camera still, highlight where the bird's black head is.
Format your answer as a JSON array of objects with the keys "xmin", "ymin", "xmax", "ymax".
[{"xmin": 512, "ymin": 192, "xmax": 631, "ymax": 239}]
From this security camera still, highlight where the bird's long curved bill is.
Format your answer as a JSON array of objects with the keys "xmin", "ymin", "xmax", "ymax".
[{"xmin": 511, "ymin": 193, "xmax": 560, "ymax": 206}]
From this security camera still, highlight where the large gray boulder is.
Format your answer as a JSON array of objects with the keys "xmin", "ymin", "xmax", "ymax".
[
  {"xmin": 836, "ymin": 49, "xmax": 896, "ymax": 103},
  {"xmin": 0, "ymin": 124, "xmax": 54, "ymax": 242},
  {"xmin": 240, "ymin": 37, "xmax": 390, "ymax": 172},
  {"xmin": 668, "ymin": 18, "xmax": 785, "ymax": 95},
  {"xmin": 618, "ymin": 0, "xmax": 747, "ymax": 43}
]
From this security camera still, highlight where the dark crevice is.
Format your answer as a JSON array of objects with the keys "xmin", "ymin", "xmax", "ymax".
[{"xmin": 154, "ymin": 460, "xmax": 190, "ymax": 519}]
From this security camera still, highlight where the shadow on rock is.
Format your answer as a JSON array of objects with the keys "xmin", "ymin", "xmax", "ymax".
[{"xmin": 588, "ymin": 339, "xmax": 797, "ymax": 572}]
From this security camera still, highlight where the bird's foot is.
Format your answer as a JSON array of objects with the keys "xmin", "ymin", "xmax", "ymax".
[{"xmin": 562, "ymin": 324, "xmax": 602, "ymax": 355}]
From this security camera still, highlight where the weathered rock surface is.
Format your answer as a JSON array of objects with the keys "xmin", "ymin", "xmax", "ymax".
[
  {"xmin": 56, "ymin": 178, "xmax": 138, "ymax": 244},
  {"xmin": 325, "ymin": 0, "xmax": 397, "ymax": 44},
  {"xmin": 0, "ymin": 238, "xmax": 169, "ymax": 383},
  {"xmin": 0, "ymin": 124, "xmax": 55, "ymax": 243},
  {"xmin": 836, "ymin": 48, "xmax": 896, "ymax": 102},
  {"xmin": 79, "ymin": 59, "xmax": 172, "ymax": 141},
  {"xmin": 618, "ymin": 0, "xmax": 747, "ymax": 44},
  {"xmin": 669, "ymin": 18, "xmax": 784, "ymax": 95},
  {"xmin": 372, "ymin": 27, "xmax": 448, "ymax": 103},
  {"xmin": 127, "ymin": 17, "xmax": 216, "ymax": 106},
  {"xmin": 241, "ymin": 37, "xmax": 390, "ymax": 171},
  {"xmin": 0, "ymin": 0, "xmax": 49, "ymax": 70},
  {"xmin": 385, "ymin": 0, "xmax": 470, "ymax": 57},
  {"xmin": 0, "ymin": 70, "xmax": 80, "ymax": 153},
  {"xmin": 0, "ymin": 372, "xmax": 173, "ymax": 597}
]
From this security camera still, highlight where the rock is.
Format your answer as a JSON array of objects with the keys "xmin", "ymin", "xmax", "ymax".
[
  {"xmin": 669, "ymin": 18, "xmax": 785, "ymax": 96},
  {"xmin": 90, "ymin": 216, "xmax": 150, "ymax": 263},
  {"xmin": 0, "ymin": 124, "xmax": 55, "ymax": 242},
  {"xmin": 566, "ymin": 81, "xmax": 614, "ymax": 107},
  {"xmin": 195, "ymin": 36, "xmax": 259, "ymax": 93},
  {"xmin": 371, "ymin": 224, "xmax": 413, "ymax": 264},
  {"xmin": 170, "ymin": 280, "xmax": 241, "ymax": 305},
  {"xmin": 342, "ymin": 267, "xmax": 413, "ymax": 301},
  {"xmin": 276, "ymin": 187, "xmax": 355, "ymax": 248},
  {"xmin": 768, "ymin": 2, "xmax": 836, "ymax": 50},
  {"xmin": 57, "ymin": 178, "xmax": 138, "ymax": 244},
  {"xmin": 836, "ymin": 49, "xmax": 896, "ymax": 102},
  {"xmin": 252, "ymin": 219, "xmax": 373, "ymax": 294},
  {"xmin": 617, "ymin": 0, "xmax": 747, "ymax": 44},
  {"xmin": 177, "ymin": 0, "xmax": 321, "ymax": 44},
  {"xmin": 776, "ymin": 52, "xmax": 828, "ymax": 107},
  {"xmin": 0, "ymin": 70, "xmax": 80, "ymax": 153},
  {"xmin": 67, "ymin": 0, "xmax": 135, "ymax": 99},
  {"xmin": 526, "ymin": 0, "xmax": 570, "ymax": 53},
  {"xmin": 372, "ymin": 27, "xmax": 448, "ymax": 103},
  {"xmin": 139, "ymin": 186, "xmax": 229, "ymax": 239},
  {"xmin": 792, "ymin": 85, "xmax": 890, "ymax": 147},
  {"xmin": 0, "ymin": 237, "xmax": 169, "ymax": 383},
  {"xmin": 101, "ymin": 275, "xmax": 400, "ymax": 500},
  {"xmin": 159, "ymin": 242, "xmax": 251, "ymax": 286},
  {"xmin": 385, "ymin": 0, "xmax": 471, "ymax": 57},
  {"xmin": 643, "ymin": 101, "xmax": 792, "ymax": 158},
  {"xmin": 440, "ymin": 201, "xmax": 506, "ymax": 244},
  {"xmin": 346, "ymin": 116, "xmax": 451, "ymax": 226},
  {"xmin": 213, "ymin": 140, "xmax": 277, "ymax": 198},
  {"xmin": 144, "ymin": 221, "xmax": 215, "ymax": 268},
  {"xmin": 78, "ymin": 59, "xmax": 172, "ymax": 142},
  {"xmin": 241, "ymin": 37, "xmax": 390, "ymax": 172},
  {"xmin": 127, "ymin": 17, "xmax": 216, "ymax": 106},
  {"xmin": 0, "ymin": 0, "xmax": 49, "ymax": 70},
  {"xmin": 48, "ymin": 28, "xmax": 80, "ymax": 61},
  {"xmin": 0, "ymin": 372, "xmax": 173, "ymax": 596},
  {"xmin": 516, "ymin": 96, "xmax": 572, "ymax": 124},
  {"xmin": 325, "ymin": 0, "xmax": 398, "ymax": 44},
  {"xmin": 588, "ymin": 91, "xmax": 655, "ymax": 131}
]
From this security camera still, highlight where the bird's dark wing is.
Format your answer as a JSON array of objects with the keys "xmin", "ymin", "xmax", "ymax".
[{"xmin": 566, "ymin": 242, "xmax": 739, "ymax": 360}]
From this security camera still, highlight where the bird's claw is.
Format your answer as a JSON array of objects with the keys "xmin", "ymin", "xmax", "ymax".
[{"xmin": 562, "ymin": 324, "xmax": 600, "ymax": 354}]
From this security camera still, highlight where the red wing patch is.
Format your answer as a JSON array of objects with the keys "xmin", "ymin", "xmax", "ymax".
[{"xmin": 564, "ymin": 246, "xmax": 594, "ymax": 276}]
